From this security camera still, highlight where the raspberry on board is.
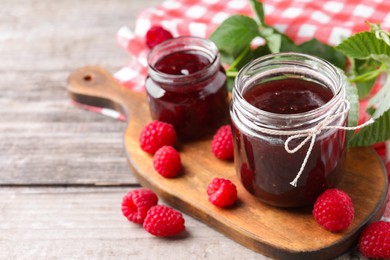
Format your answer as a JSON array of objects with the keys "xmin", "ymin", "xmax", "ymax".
[
  {"xmin": 312, "ymin": 188, "xmax": 354, "ymax": 232},
  {"xmin": 139, "ymin": 121, "xmax": 176, "ymax": 154},
  {"xmin": 153, "ymin": 146, "xmax": 181, "ymax": 178},
  {"xmin": 211, "ymin": 125, "xmax": 234, "ymax": 160},
  {"xmin": 359, "ymin": 221, "xmax": 390, "ymax": 259},
  {"xmin": 207, "ymin": 178, "xmax": 238, "ymax": 208},
  {"xmin": 121, "ymin": 188, "xmax": 158, "ymax": 224},
  {"xmin": 145, "ymin": 25, "xmax": 173, "ymax": 49},
  {"xmin": 143, "ymin": 205, "xmax": 185, "ymax": 237}
]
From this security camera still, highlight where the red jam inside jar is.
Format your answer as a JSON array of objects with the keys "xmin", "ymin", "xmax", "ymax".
[
  {"xmin": 154, "ymin": 51, "xmax": 210, "ymax": 75},
  {"xmin": 244, "ymin": 78, "xmax": 334, "ymax": 114},
  {"xmin": 230, "ymin": 53, "xmax": 348, "ymax": 207},
  {"xmin": 146, "ymin": 37, "xmax": 229, "ymax": 140}
]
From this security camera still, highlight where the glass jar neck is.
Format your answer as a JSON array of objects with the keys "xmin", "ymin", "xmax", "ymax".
[
  {"xmin": 231, "ymin": 52, "xmax": 346, "ymax": 133},
  {"xmin": 147, "ymin": 36, "xmax": 220, "ymax": 91}
]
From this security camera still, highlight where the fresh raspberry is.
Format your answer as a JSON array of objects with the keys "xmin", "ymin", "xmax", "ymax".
[
  {"xmin": 145, "ymin": 25, "xmax": 173, "ymax": 49},
  {"xmin": 312, "ymin": 189, "xmax": 354, "ymax": 232},
  {"xmin": 153, "ymin": 146, "xmax": 181, "ymax": 178},
  {"xmin": 211, "ymin": 125, "xmax": 234, "ymax": 160},
  {"xmin": 359, "ymin": 221, "xmax": 390, "ymax": 258},
  {"xmin": 207, "ymin": 178, "xmax": 238, "ymax": 208},
  {"xmin": 121, "ymin": 189, "xmax": 158, "ymax": 224},
  {"xmin": 143, "ymin": 205, "xmax": 185, "ymax": 237},
  {"xmin": 139, "ymin": 121, "xmax": 176, "ymax": 154}
]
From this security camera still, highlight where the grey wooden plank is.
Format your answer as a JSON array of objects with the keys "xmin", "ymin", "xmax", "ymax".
[
  {"xmin": 0, "ymin": 0, "xmax": 160, "ymax": 185},
  {"xmin": 0, "ymin": 187, "xmax": 265, "ymax": 260}
]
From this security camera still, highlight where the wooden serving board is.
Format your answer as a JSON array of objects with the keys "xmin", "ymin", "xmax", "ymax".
[{"xmin": 67, "ymin": 66, "xmax": 388, "ymax": 260}]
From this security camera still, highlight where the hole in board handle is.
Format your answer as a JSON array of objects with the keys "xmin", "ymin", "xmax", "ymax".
[{"xmin": 83, "ymin": 75, "xmax": 92, "ymax": 81}]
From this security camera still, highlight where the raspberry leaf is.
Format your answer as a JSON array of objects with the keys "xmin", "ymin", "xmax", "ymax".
[
  {"xmin": 338, "ymin": 25, "xmax": 390, "ymax": 147},
  {"xmin": 348, "ymin": 75, "xmax": 390, "ymax": 147},
  {"xmin": 336, "ymin": 31, "xmax": 390, "ymax": 63},
  {"xmin": 367, "ymin": 74, "xmax": 390, "ymax": 119},
  {"xmin": 265, "ymin": 33, "xmax": 281, "ymax": 53},
  {"xmin": 299, "ymin": 38, "xmax": 347, "ymax": 69},
  {"xmin": 260, "ymin": 27, "xmax": 299, "ymax": 54},
  {"xmin": 349, "ymin": 108, "xmax": 390, "ymax": 147},
  {"xmin": 279, "ymin": 33, "xmax": 300, "ymax": 52},
  {"xmin": 248, "ymin": 0, "xmax": 265, "ymax": 27},
  {"xmin": 345, "ymin": 80, "xmax": 359, "ymax": 142},
  {"xmin": 209, "ymin": 15, "xmax": 259, "ymax": 62},
  {"xmin": 350, "ymin": 58, "xmax": 382, "ymax": 98}
]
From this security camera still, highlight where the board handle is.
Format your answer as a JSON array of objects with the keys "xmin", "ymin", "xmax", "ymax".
[{"xmin": 67, "ymin": 66, "xmax": 145, "ymax": 118}]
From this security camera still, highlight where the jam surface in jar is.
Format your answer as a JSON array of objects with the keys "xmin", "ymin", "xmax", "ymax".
[
  {"xmin": 233, "ymin": 78, "xmax": 346, "ymax": 207},
  {"xmin": 154, "ymin": 51, "xmax": 210, "ymax": 75},
  {"xmin": 244, "ymin": 78, "xmax": 334, "ymax": 114},
  {"xmin": 146, "ymin": 49, "xmax": 229, "ymax": 140}
]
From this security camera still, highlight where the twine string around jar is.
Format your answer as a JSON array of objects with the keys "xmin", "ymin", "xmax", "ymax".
[{"xmin": 254, "ymin": 99, "xmax": 375, "ymax": 187}]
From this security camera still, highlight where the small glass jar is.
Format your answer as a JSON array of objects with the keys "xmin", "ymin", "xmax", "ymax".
[
  {"xmin": 145, "ymin": 36, "xmax": 229, "ymax": 140},
  {"xmin": 230, "ymin": 53, "xmax": 348, "ymax": 207}
]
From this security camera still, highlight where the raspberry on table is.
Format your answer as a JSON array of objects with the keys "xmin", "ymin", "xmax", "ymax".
[
  {"xmin": 139, "ymin": 121, "xmax": 176, "ymax": 154},
  {"xmin": 312, "ymin": 188, "xmax": 354, "ymax": 232},
  {"xmin": 211, "ymin": 125, "xmax": 234, "ymax": 160},
  {"xmin": 153, "ymin": 146, "xmax": 181, "ymax": 178},
  {"xmin": 207, "ymin": 178, "xmax": 238, "ymax": 208},
  {"xmin": 359, "ymin": 221, "xmax": 390, "ymax": 258},
  {"xmin": 121, "ymin": 188, "xmax": 158, "ymax": 224},
  {"xmin": 145, "ymin": 25, "xmax": 174, "ymax": 49},
  {"xmin": 143, "ymin": 205, "xmax": 185, "ymax": 237}
]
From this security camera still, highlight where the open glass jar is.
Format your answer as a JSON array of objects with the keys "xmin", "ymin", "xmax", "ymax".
[
  {"xmin": 145, "ymin": 36, "xmax": 229, "ymax": 140},
  {"xmin": 230, "ymin": 53, "xmax": 348, "ymax": 207}
]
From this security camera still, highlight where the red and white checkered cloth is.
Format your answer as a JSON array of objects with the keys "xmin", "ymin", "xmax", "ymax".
[{"xmin": 115, "ymin": 0, "xmax": 390, "ymax": 92}]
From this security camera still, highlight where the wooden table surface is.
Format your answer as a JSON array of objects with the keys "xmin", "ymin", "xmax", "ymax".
[{"xmin": 0, "ymin": 1, "xmax": 364, "ymax": 259}]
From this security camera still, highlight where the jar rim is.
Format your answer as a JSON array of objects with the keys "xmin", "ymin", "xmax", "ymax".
[
  {"xmin": 233, "ymin": 52, "xmax": 345, "ymax": 122},
  {"xmin": 147, "ymin": 36, "xmax": 220, "ymax": 85}
]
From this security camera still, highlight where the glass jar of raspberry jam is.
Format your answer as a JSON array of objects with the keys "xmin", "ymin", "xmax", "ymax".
[
  {"xmin": 230, "ymin": 53, "xmax": 348, "ymax": 207},
  {"xmin": 146, "ymin": 36, "xmax": 229, "ymax": 140}
]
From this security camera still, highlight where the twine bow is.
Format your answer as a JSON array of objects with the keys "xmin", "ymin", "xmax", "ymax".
[{"xmin": 255, "ymin": 99, "xmax": 374, "ymax": 187}]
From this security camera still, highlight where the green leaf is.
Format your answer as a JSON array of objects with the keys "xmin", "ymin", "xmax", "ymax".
[
  {"xmin": 345, "ymin": 80, "xmax": 359, "ymax": 143},
  {"xmin": 336, "ymin": 32, "xmax": 390, "ymax": 63},
  {"xmin": 210, "ymin": 15, "xmax": 259, "ymax": 59},
  {"xmin": 265, "ymin": 33, "xmax": 282, "ymax": 53},
  {"xmin": 370, "ymin": 54, "xmax": 390, "ymax": 65},
  {"xmin": 279, "ymin": 34, "xmax": 300, "ymax": 52},
  {"xmin": 299, "ymin": 39, "xmax": 346, "ymax": 69},
  {"xmin": 225, "ymin": 45, "xmax": 271, "ymax": 91},
  {"xmin": 366, "ymin": 106, "xmax": 376, "ymax": 116},
  {"xmin": 252, "ymin": 44, "xmax": 272, "ymax": 59},
  {"xmin": 356, "ymin": 80, "xmax": 376, "ymax": 99},
  {"xmin": 348, "ymin": 108, "xmax": 390, "ymax": 147},
  {"xmin": 354, "ymin": 58, "xmax": 381, "ymax": 75},
  {"xmin": 228, "ymin": 45, "xmax": 271, "ymax": 73},
  {"xmin": 226, "ymin": 77, "xmax": 235, "ymax": 92},
  {"xmin": 346, "ymin": 80, "xmax": 359, "ymax": 128},
  {"xmin": 260, "ymin": 29, "xmax": 300, "ymax": 53},
  {"xmin": 219, "ymin": 50, "xmax": 235, "ymax": 65},
  {"xmin": 351, "ymin": 58, "xmax": 381, "ymax": 98},
  {"xmin": 248, "ymin": 0, "xmax": 265, "ymax": 27},
  {"xmin": 369, "ymin": 23, "xmax": 390, "ymax": 46},
  {"xmin": 367, "ymin": 74, "xmax": 390, "ymax": 119},
  {"xmin": 226, "ymin": 46, "xmax": 250, "ymax": 72},
  {"xmin": 260, "ymin": 27, "xmax": 274, "ymax": 37}
]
